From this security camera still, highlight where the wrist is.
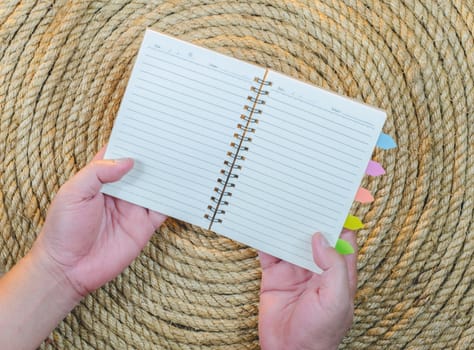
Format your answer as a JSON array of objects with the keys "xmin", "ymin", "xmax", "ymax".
[
  {"xmin": 0, "ymin": 243, "xmax": 82, "ymax": 349},
  {"xmin": 28, "ymin": 243, "xmax": 84, "ymax": 308}
]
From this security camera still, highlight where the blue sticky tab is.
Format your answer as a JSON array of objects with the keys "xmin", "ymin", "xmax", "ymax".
[{"xmin": 377, "ymin": 133, "xmax": 397, "ymax": 149}]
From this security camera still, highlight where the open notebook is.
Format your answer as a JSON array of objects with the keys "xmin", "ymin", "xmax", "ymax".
[{"xmin": 102, "ymin": 29, "xmax": 387, "ymax": 273}]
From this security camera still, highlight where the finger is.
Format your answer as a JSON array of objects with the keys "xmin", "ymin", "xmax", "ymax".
[
  {"xmin": 148, "ymin": 210, "xmax": 168, "ymax": 229},
  {"xmin": 312, "ymin": 233, "xmax": 350, "ymax": 303},
  {"xmin": 257, "ymin": 251, "xmax": 281, "ymax": 270},
  {"xmin": 92, "ymin": 145, "xmax": 108, "ymax": 161},
  {"xmin": 339, "ymin": 229, "xmax": 358, "ymax": 299},
  {"xmin": 65, "ymin": 158, "xmax": 134, "ymax": 200}
]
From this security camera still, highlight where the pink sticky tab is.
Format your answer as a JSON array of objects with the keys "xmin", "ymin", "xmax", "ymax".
[
  {"xmin": 355, "ymin": 187, "xmax": 374, "ymax": 203},
  {"xmin": 366, "ymin": 160, "xmax": 385, "ymax": 176}
]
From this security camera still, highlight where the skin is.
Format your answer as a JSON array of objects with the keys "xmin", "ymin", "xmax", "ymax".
[
  {"xmin": 258, "ymin": 230, "xmax": 357, "ymax": 350},
  {"xmin": 0, "ymin": 148, "xmax": 357, "ymax": 350}
]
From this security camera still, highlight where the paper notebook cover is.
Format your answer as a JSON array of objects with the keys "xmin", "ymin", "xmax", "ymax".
[{"xmin": 102, "ymin": 29, "xmax": 386, "ymax": 273}]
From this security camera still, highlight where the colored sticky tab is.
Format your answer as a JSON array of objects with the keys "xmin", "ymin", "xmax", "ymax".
[
  {"xmin": 335, "ymin": 239, "xmax": 355, "ymax": 255},
  {"xmin": 355, "ymin": 187, "xmax": 374, "ymax": 203},
  {"xmin": 377, "ymin": 133, "xmax": 397, "ymax": 149},
  {"xmin": 366, "ymin": 160, "xmax": 386, "ymax": 176},
  {"xmin": 344, "ymin": 215, "xmax": 364, "ymax": 230}
]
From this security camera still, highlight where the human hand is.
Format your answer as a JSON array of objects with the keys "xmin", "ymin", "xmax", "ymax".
[
  {"xmin": 31, "ymin": 147, "xmax": 167, "ymax": 299},
  {"xmin": 258, "ymin": 230, "xmax": 357, "ymax": 350}
]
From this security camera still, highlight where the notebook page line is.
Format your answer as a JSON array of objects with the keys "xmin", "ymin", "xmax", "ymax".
[
  {"xmin": 123, "ymin": 172, "xmax": 210, "ymax": 201},
  {"xmin": 109, "ymin": 149, "xmax": 212, "ymax": 195},
  {"xmin": 112, "ymin": 142, "xmax": 217, "ymax": 178},
  {"xmin": 215, "ymin": 216, "xmax": 317, "ymax": 268},
  {"xmin": 141, "ymin": 64, "xmax": 247, "ymax": 97},
  {"xmin": 134, "ymin": 85, "xmax": 239, "ymax": 116},
  {"xmin": 110, "ymin": 185, "xmax": 199, "ymax": 216},
  {"xmin": 229, "ymin": 189, "xmax": 338, "ymax": 227},
  {"xmin": 227, "ymin": 202, "xmax": 319, "ymax": 241},
  {"xmin": 136, "ymin": 77, "xmax": 244, "ymax": 112},
  {"xmin": 128, "ymin": 100, "xmax": 234, "ymax": 131},
  {"xmin": 261, "ymin": 112, "xmax": 369, "ymax": 149},
  {"xmin": 229, "ymin": 176, "xmax": 339, "ymax": 225},
  {"xmin": 255, "ymin": 121, "xmax": 364, "ymax": 161},
  {"xmin": 125, "ymin": 107, "xmax": 233, "ymax": 138},
  {"xmin": 271, "ymin": 88, "xmax": 376, "ymax": 130},
  {"xmin": 116, "ymin": 122, "xmax": 224, "ymax": 165},
  {"xmin": 220, "ymin": 216, "xmax": 313, "ymax": 257},
  {"xmin": 247, "ymin": 138, "xmax": 358, "ymax": 174},
  {"xmin": 238, "ymin": 168, "xmax": 345, "ymax": 208},
  {"xmin": 241, "ymin": 149, "xmax": 352, "ymax": 191},
  {"xmin": 244, "ymin": 146, "xmax": 353, "ymax": 185},
  {"xmin": 144, "ymin": 54, "xmax": 250, "ymax": 90},
  {"xmin": 265, "ymin": 99, "xmax": 373, "ymax": 138},
  {"xmin": 196, "ymin": 215, "xmax": 321, "ymax": 272},
  {"xmin": 147, "ymin": 47, "xmax": 252, "ymax": 84},
  {"xmin": 120, "ymin": 118, "xmax": 228, "ymax": 159}
]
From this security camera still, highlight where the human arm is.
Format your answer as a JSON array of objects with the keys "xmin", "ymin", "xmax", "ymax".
[
  {"xmin": 0, "ymin": 149, "xmax": 167, "ymax": 349},
  {"xmin": 258, "ymin": 230, "xmax": 357, "ymax": 350}
]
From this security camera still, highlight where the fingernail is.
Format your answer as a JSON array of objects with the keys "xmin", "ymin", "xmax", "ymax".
[
  {"xmin": 112, "ymin": 158, "xmax": 132, "ymax": 165},
  {"xmin": 316, "ymin": 233, "xmax": 330, "ymax": 248}
]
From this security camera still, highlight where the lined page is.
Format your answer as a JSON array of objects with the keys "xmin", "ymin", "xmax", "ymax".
[
  {"xmin": 219, "ymin": 70, "xmax": 386, "ymax": 272},
  {"xmin": 102, "ymin": 30, "xmax": 265, "ymax": 227}
]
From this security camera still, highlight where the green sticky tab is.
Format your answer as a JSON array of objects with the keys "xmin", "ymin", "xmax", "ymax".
[
  {"xmin": 335, "ymin": 239, "xmax": 355, "ymax": 255},
  {"xmin": 344, "ymin": 215, "xmax": 364, "ymax": 230}
]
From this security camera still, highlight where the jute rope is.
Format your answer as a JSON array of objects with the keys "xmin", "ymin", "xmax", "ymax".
[{"xmin": 0, "ymin": 1, "xmax": 473, "ymax": 349}]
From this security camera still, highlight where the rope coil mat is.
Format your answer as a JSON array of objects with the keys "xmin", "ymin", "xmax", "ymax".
[{"xmin": 0, "ymin": 1, "xmax": 472, "ymax": 349}]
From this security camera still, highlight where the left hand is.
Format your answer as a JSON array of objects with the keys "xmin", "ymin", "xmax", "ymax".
[{"xmin": 32, "ymin": 147, "xmax": 167, "ymax": 299}]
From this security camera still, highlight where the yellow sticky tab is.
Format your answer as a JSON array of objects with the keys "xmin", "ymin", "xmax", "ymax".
[
  {"xmin": 344, "ymin": 215, "xmax": 364, "ymax": 230},
  {"xmin": 335, "ymin": 239, "xmax": 355, "ymax": 255}
]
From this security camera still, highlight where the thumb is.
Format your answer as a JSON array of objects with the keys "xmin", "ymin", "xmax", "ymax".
[
  {"xmin": 312, "ymin": 233, "xmax": 351, "ymax": 304},
  {"xmin": 64, "ymin": 158, "xmax": 134, "ymax": 200}
]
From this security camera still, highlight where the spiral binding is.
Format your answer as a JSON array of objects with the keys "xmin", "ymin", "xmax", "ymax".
[{"xmin": 204, "ymin": 72, "xmax": 271, "ymax": 228}]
